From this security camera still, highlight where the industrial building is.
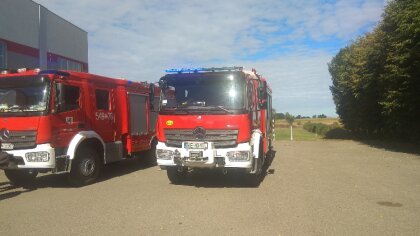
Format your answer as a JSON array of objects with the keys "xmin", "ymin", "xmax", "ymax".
[{"xmin": 0, "ymin": 0, "xmax": 88, "ymax": 72}]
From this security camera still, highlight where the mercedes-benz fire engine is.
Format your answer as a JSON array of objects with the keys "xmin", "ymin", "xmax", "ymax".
[
  {"xmin": 0, "ymin": 69, "xmax": 159, "ymax": 186},
  {"xmin": 156, "ymin": 67, "xmax": 274, "ymax": 185}
]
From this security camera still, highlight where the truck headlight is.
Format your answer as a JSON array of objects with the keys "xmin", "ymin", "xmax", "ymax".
[
  {"xmin": 25, "ymin": 151, "xmax": 50, "ymax": 162},
  {"xmin": 156, "ymin": 149, "xmax": 174, "ymax": 160},
  {"xmin": 227, "ymin": 151, "xmax": 250, "ymax": 162}
]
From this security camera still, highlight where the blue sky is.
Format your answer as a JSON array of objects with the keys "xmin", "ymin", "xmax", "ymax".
[{"xmin": 36, "ymin": 0, "xmax": 386, "ymax": 117}]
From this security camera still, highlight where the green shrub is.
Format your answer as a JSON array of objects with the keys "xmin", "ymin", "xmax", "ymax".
[{"xmin": 303, "ymin": 122, "xmax": 331, "ymax": 136}]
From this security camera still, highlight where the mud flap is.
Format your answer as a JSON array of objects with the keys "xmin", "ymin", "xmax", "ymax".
[
  {"xmin": 250, "ymin": 130, "xmax": 262, "ymax": 174},
  {"xmin": 0, "ymin": 152, "xmax": 9, "ymax": 165},
  {"xmin": 54, "ymin": 155, "xmax": 70, "ymax": 173}
]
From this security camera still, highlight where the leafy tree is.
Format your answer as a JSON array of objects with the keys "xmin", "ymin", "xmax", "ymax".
[
  {"xmin": 329, "ymin": 0, "xmax": 420, "ymax": 140},
  {"xmin": 275, "ymin": 113, "xmax": 285, "ymax": 119},
  {"xmin": 285, "ymin": 112, "xmax": 295, "ymax": 125},
  {"xmin": 378, "ymin": 0, "xmax": 420, "ymax": 138}
]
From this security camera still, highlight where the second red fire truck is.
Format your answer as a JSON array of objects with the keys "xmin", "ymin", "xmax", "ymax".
[
  {"xmin": 156, "ymin": 67, "xmax": 274, "ymax": 185},
  {"xmin": 0, "ymin": 69, "xmax": 159, "ymax": 186}
]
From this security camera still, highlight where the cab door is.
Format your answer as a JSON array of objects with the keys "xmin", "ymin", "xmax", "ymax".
[
  {"xmin": 91, "ymin": 86, "xmax": 115, "ymax": 143},
  {"xmin": 51, "ymin": 81, "xmax": 85, "ymax": 148}
]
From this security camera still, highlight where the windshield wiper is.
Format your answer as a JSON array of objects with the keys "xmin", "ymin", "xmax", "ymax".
[
  {"xmin": 215, "ymin": 106, "xmax": 233, "ymax": 114},
  {"xmin": 161, "ymin": 107, "xmax": 191, "ymax": 114},
  {"xmin": 197, "ymin": 105, "xmax": 233, "ymax": 114}
]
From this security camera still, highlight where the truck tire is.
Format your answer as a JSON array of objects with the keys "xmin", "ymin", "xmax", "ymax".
[
  {"xmin": 4, "ymin": 169, "xmax": 38, "ymax": 186},
  {"xmin": 166, "ymin": 167, "xmax": 188, "ymax": 184},
  {"xmin": 68, "ymin": 146, "xmax": 101, "ymax": 187}
]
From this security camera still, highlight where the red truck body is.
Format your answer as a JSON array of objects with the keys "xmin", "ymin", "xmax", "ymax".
[
  {"xmin": 155, "ymin": 67, "xmax": 274, "ymax": 185},
  {"xmin": 0, "ymin": 69, "xmax": 159, "ymax": 185}
]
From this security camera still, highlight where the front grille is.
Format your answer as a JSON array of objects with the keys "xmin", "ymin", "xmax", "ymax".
[
  {"xmin": 1, "ymin": 130, "xmax": 37, "ymax": 150},
  {"xmin": 164, "ymin": 129, "xmax": 239, "ymax": 148}
]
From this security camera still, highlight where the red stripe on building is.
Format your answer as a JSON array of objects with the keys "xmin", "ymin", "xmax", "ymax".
[{"xmin": 0, "ymin": 38, "xmax": 39, "ymax": 58}]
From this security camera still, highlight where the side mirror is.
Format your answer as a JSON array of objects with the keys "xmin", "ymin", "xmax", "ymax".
[
  {"xmin": 159, "ymin": 79, "xmax": 168, "ymax": 91},
  {"xmin": 258, "ymin": 81, "xmax": 267, "ymax": 100},
  {"xmin": 149, "ymin": 83, "xmax": 155, "ymax": 109}
]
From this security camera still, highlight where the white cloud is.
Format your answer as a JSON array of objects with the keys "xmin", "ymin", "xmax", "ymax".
[{"xmin": 34, "ymin": 0, "xmax": 386, "ymax": 116}]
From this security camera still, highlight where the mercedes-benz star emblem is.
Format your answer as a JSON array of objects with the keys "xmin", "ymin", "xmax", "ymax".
[
  {"xmin": 0, "ymin": 128, "xmax": 10, "ymax": 141},
  {"xmin": 193, "ymin": 127, "xmax": 206, "ymax": 140}
]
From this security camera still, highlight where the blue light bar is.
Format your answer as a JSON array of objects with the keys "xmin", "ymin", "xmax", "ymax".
[{"xmin": 165, "ymin": 66, "xmax": 243, "ymax": 74}]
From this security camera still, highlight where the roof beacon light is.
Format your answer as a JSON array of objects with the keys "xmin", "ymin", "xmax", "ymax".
[
  {"xmin": 165, "ymin": 66, "xmax": 243, "ymax": 74},
  {"xmin": 17, "ymin": 68, "xmax": 27, "ymax": 73}
]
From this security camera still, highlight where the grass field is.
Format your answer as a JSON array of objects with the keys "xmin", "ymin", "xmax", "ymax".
[{"xmin": 274, "ymin": 118, "xmax": 340, "ymax": 141}]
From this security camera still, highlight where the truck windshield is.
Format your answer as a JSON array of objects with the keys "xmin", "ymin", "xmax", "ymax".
[
  {"xmin": 0, "ymin": 76, "xmax": 50, "ymax": 114},
  {"xmin": 160, "ymin": 72, "xmax": 245, "ymax": 113}
]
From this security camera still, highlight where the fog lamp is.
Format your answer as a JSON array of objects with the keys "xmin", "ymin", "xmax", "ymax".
[
  {"xmin": 227, "ymin": 151, "xmax": 250, "ymax": 162},
  {"xmin": 25, "ymin": 151, "xmax": 50, "ymax": 162},
  {"xmin": 156, "ymin": 149, "xmax": 174, "ymax": 160}
]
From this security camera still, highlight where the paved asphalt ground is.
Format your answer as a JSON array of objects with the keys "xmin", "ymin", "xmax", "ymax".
[{"xmin": 0, "ymin": 140, "xmax": 419, "ymax": 235}]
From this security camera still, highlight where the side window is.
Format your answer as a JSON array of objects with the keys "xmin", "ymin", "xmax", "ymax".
[
  {"xmin": 95, "ymin": 89, "xmax": 109, "ymax": 110},
  {"xmin": 58, "ymin": 84, "xmax": 80, "ymax": 112},
  {"xmin": 0, "ymin": 41, "xmax": 6, "ymax": 69}
]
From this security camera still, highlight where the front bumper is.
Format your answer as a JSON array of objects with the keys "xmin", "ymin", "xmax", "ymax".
[
  {"xmin": 156, "ymin": 141, "xmax": 253, "ymax": 170},
  {"xmin": 0, "ymin": 144, "xmax": 56, "ymax": 169}
]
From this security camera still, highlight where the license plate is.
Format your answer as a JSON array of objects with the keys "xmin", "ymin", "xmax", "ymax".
[
  {"xmin": 1, "ymin": 143, "xmax": 14, "ymax": 150},
  {"xmin": 185, "ymin": 142, "xmax": 208, "ymax": 149},
  {"xmin": 189, "ymin": 151, "xmax": 203, "ymax": 159}
]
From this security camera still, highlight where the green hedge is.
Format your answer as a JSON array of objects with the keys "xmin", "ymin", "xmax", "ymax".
[{"xmin": 303, "ymin": 122, "xmax": 331, "ymax": 136}]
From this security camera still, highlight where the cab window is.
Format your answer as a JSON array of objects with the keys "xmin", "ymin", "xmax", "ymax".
[
  {"xmin": 58, "ymin": 84, "xmax": 80, "ymax": 112},
  {"xmin": 95, "ymin": 89, "xmax": 109, "ymax": 110}
]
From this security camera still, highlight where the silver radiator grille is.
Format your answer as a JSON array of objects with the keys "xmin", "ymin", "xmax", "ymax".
[
  {"xmin": 164, "ymin": 129, "xmax": 239, "ymax": 148},
  {"xmin": 1, "ymin": 130, "xmax": 37, "ymax": 150}
]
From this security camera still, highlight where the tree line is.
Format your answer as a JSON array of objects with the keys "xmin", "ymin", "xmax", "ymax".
[
  {"xmin": 275, "ymin": 113, "xmax": 327, "ymax": 120},
  {"xmin": 329, "ymin": 0, "xmax": 420, "ymax": 140}
]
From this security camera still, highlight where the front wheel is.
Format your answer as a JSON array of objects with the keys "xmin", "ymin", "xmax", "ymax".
[
  {"xmin": 68, "ymin": 147, "xmax": 101, "ymax": 187},
  {"xmin": 166, "ymin": 167, "xmax": 188, "ymax": 184},
  {"xmin": 4, "ymin": 169, "xmax": 38, "ymax": 186}
]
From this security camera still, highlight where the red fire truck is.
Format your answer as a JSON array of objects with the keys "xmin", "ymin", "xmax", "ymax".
[
  {"xmin": 156, "ymin": 67, "xmax": 274, "ymax": 185},
  {"xmin": 0, "ymin": 68, "xmax": 159, "ymax": 186}
]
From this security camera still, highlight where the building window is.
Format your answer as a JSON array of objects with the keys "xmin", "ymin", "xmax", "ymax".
[
  {"xmin": 95, "ymin": 89, "xmax": 110, "ymax": 110},
  {"xmin": 0, "ymin": 41, "xmax": 6, "ymax": 69},
  {"xmin": 57, "ymin": 57, "xmax": 83, "ymax": 72}
]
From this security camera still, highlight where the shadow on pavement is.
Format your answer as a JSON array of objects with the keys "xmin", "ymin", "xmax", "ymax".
[
  {"xmin": 324, "ymin": 128, "xmax": 420, "ymax": 156},
  {"xmin": 0, "ymin": 158, "xmax": 155, "ymax": 201},
  {"xmin": 172, "ymin": 149, "xmax": 277, "ymax": 188},
  {"xmin": 0, "ymin": 181, "xmax": 36, "ymax": 201},
  {"xmin": 357, "ymin": 140, "xmax": 420, "ymax": 156}
]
